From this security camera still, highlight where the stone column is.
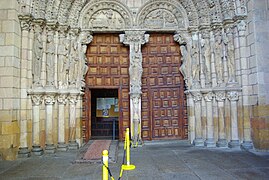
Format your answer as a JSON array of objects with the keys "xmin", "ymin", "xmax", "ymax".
[
  {"xmin": 203, "ymin": 91, "xmax": 215, "ymax": 147},
  {"xmin": 120, "ymin": 31, "xmax": 149, "ymax": 146},
  {"xmin": 68, "ymin": 92, "xmax": 79, "ymax": 150},
  {"xmin": 191, "ymin": 91, "xmax": 204, "ymax": 146},
  {"xmin": 227, "ymin": 91, "xmax": 240, "ymax": 148},
  {"xmin": 237, "ymin": 20, "xmax": 253, "ymax": 150},
  {"xmin": 44, "ymin": 93, "xmax": 56, "ymax": 153},
  {"xmin": 18, "ymin": 15, "xmax": 32, "ymax": 158},
  {"xmin": 31, "ymin": 94, "xmax": 44, "ymax": 155},
  {"xmin": 57, "ymin": 92, "xmax": 68, "ymax": 151},
  {"xmin": 215, "ymin": 91, "xmax": 227, "ymax": 147}
]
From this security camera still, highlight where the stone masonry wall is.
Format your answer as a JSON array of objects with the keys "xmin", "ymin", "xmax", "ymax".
[
  {"xmin": 0, "ymin": 0, "xmax": 21, "ymax": 160},
  {"xmin": 247, "ymin": 0, "xmax": 269, "ymax": 150}
]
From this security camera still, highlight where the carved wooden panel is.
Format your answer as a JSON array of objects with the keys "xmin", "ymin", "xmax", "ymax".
[
  {"xmin": 142, "ymin": 33, "xmax": 187, "ymax": 140},
  {"xmin": 84, "ymin": 34, "xmax": 129, "ymax": 141}
]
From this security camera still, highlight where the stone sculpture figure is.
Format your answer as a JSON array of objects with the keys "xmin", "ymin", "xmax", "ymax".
[
  {"xmin": 201, "ymin": 37, "xmax": 211, "ymax": 85},
  {"xmin": 129, "ymin": 53, "xmax": 143, "ymax": 94},
  {"xmin": 191, "ymin": 38, "xmax": 200, "ymax": 86},
  {"xmin": 224, "ymin": 29, "xmax": 236, "ymax": 82},
  {"xmin": 180, "ymin": 45, "xmax": 188, "ymax": 80},
  {"xmin": 214, "ymin": 32, "xmax": 224, "ymax": 84},
  {"xmin": 46, "ymin": 34, "xmax": 55, "ymax": 86},
  {"xmin": 32, "ymin": 30, "xmax": 43, "ymax": 87},
  {"xmin": 69, "ymin": 38, "xmax": 79, "ymax": 86},
  {"xmin": 58, "ymin": 38, "xmax": 70, "ymax": 88}
]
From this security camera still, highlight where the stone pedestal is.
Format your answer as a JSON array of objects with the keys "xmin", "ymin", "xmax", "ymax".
[
  {"xmin": 227, "ymin": 91, "xmax": 240, "ymax": 148},
  {"xmin": 57, "ymin": 93, "xmax": 68, "ymax": 151},
  {"xmin": 191, "ymin": 91, "xmax": 204, "ymax": 147},
  {"xmin": 32, "ymin": 145, "xmax": 44, "ymax": 156},
  {"xmin": 203, "ymin": 91, "xmax": 215, "ymax": 147},
  {"xmin": 44, "ymin": 93, "xmax": 56, "ymax": 153},
  {"xmin": 215, "ymin": 91, "xmax": 227, "ymax": 147}
]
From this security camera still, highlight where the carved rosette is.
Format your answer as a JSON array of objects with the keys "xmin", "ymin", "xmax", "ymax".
[
  {"xmin": 44, "ymin": 94, "xmax": 55, "ymax": 105},
  {"xmin": 215, "ymin": 91, "xmax": 226, "ymax": 102},
  {"xmin": 31, "ymin": 94, "xmax": 43, "ymax": 106},
  {"xmin": 227, "ymin": 91, "xmax": 239, "ymax": 102}
]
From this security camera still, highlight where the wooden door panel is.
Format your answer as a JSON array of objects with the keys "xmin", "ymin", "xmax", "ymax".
[
  {"xmin": 83, "ymin": 34, "xmax": 129, "ymax": 141},
  {"xmin": 142, "ymin": 33, "xmax": 187, "ymax": 140}
]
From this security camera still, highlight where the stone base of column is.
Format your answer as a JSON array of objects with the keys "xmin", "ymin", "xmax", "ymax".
[
  {"xmin": 204, "ymin": 139, "xmax": 216, "ymax": 147},
  {"xmin": 57, "ymin": 143, "xmax": 68, "ymax": 151},
  {"xmin": 228, "ymin": 140, "xmax": 240, "ymax": 148},
  {"xmin": 18, "ymin": 147, "xmax": 31, "ymax": 158},
  {"xmin": 240, "ymin": 141, "xmax": 253, "ymax": 150},
  {"xmin": 193, "ymin": 138, "xmax": 204, "ymax": 147},
  {"xmin": 45, "ymin": 144, "xmax": 56, "ymax": 154},
  {"xmin": 216, "ymin": 139, "xmax": 227, "ymax": 147},
  {"xmin": 68, "ymin": 141, "xmax": 79, "ymax": 150},
  {"xmin": 32, "ymin": 145, "xmax": 44, "ymax": 156}
]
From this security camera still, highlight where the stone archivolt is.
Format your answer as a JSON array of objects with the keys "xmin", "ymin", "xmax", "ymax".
[{"xmin": 17, "ymin": 0, "xmax": 252, "ymax": 154}]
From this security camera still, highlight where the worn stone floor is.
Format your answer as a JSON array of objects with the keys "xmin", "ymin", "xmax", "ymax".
[{"xmin": 0, "ymin": 140, "xmax": 269, "ymax": 180}]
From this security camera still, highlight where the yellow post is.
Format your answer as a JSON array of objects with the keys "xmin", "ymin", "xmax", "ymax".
[
  {"xmin": 121, "ymin": 128, "xmax": 136, "ymax": 171},
  {"xmin": 102, "ymin": 150, "xmax": 109, "ymax": 180}
]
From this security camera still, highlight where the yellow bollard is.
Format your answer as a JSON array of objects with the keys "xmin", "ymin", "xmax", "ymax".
[
  {"xmin": 102, "ymin": 150, "xmax": 109, "ymax": 180},
  {"xmin": 121, "ymin": 128, "xmax": 136, "ymax": 171}
]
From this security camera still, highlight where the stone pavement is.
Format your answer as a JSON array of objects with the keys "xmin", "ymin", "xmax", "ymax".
[{"xmin": 0, "ymin": 140, "xmax": 269, "ymax": 180}]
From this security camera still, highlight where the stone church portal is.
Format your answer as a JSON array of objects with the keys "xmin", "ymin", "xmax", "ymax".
[{"xmin": 0, "ymin": 0, "xmax": 268, "ymax": 160}]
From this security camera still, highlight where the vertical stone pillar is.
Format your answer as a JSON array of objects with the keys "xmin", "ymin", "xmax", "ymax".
[
  {"xmin": 31, "ymin": 93, "xmax": 44, "ymax": 155},
  {"xmin": 57, "ymin": 92, "xmax": 68, "ymax": 151},
  {"xmin": 18, "ymin": 15, "xmax": 32, "ymax": 158},
  {"xmin": 68, "ymin": 92, "xmax": 79, "ymax": 150},
  {"xmin": 191, "ymin": 91, "xmax": 204, "ymax": 146},
  {"xmin": 203, "ymin": 91, "xmax": 215, "ymax": 147},
  {"xmin": 215, "ymin": 91, "xmax": 227, "ymax": 147},
  {"xmin": 44, "ymin": 92, "xmax": 56, "ymax": 153},
  {"xmin": 227, "ymin": 91, "xmax": 240, "ymax": 148},
  {"xmin": 120, "ymin": 31, "xmax": 149, "ymax": 146},
  {"xmin": 237, "ymin": 20, "xmax": 253, "ymax": 150}
]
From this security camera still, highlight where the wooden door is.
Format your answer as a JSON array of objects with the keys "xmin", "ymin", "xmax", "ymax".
[
  {"xmin": 141, "ymin": 34, "xmax": 188, "ymax": 140},
  {"xmin": 83, "ymin": 34, "xmax": 130, "ymax": 141}
]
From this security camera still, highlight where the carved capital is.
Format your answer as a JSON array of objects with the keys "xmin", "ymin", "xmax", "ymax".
[
  {"xmin": 237, "ymin": 20, "xmax": 246, "ymax": 36},
  {"xmin": 80, "ymin": 31, "xmax": 93, "ymax": 45},
  {"xmin": 57, "ymin": 94, "xmax": 68, "ymax": 105},
  {"xmin": 191, "ymin": 91, "xmax": 202, "ymax": 102},
  {"xmin": 215, "ymin": 91, "xmax": 226, "ymax": 102},
  {"xmin": 68, "ymin": 94, "xmax": 79, "ymax": 105},
  {"xmin": 203, "ymin": 91, "xmax": 214, "ymax": 102},
  {"xmin": 173, "ymin": 34, "xmax": 186, "ymax": 45},
  {"xmin": 120, "ymin": 31, "xmax": 149, "ymax": 46},
  {"xmin": 44, "ymin": 94, "xmax": 55, "ymax": 105},
  {"xmin": 58, "ymin": 25, "xmax": 70, "ymax": 36},
  {"xmin": 19, "ymin": 15, "xmax": 32, "ymax": 31},
  {"xmin": 31, "ymin": 94, "xmax": 43, "ymax": 106},
  {"xmin": 227, "ymin": 91, "xmax": 239, "ymax": 101}
]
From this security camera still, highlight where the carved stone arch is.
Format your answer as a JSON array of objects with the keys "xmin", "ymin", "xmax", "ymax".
[
  {"xmin": 136, "ymin": 0, "xmax": 189, "ymax": 30},
  {"xmin": 57, "ymin": 0, "xmax": 73, "ymax": 24},
  {"xmin": 208, "ymin": 0, "xmax": 223, "ymax": 23},
  {"xmin": 45, "ymin": 0, "xmax": 54, "ymax": 20},
  {"xmin": 179, "ymin": 0, "xmax": 199, "ymax": 28},
  {"xmin": 78, "ymin": 0, "xmax": 133, "ymax": 31},
  {"xmin": 192, "ymin": 0, "xmax": 211, "ymax": 26},
  {"xmin": 31, "ymin": 0, "xmax": 46, "ymax": 19},
  {"xmin": 68, "ymin": 0, "xmax": 87, "ymax": 28}
]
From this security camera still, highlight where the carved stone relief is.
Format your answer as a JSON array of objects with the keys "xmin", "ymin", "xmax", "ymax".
[
  {"xmin": 46, "ymin": 32, "xmax": 56, "ymax": 86},
  {"xmin": 191, "ymin": 33, "xmax": 200, "ymax": 87},
  {"xmin": 214, "ymin": 31, "xmax": 224, "ymax": 85}
]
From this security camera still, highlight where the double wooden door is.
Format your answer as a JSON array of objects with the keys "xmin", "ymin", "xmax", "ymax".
[
  {"xmin": 83, "ymin": 33, "xmax": 187, "ymax": 142},
  {"xmin": 141, "ymin": 34, "xmax": 188, "ymax": 140}
]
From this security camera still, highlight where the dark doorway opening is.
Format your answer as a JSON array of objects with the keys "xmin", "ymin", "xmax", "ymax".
[{"xmin": 91, "ymin": 89, "xmax": 119, "ymax": 140}]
